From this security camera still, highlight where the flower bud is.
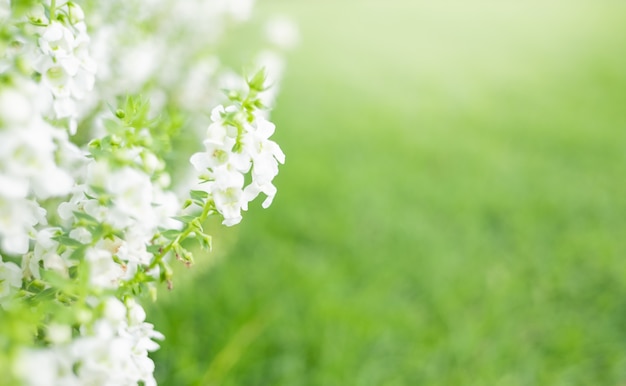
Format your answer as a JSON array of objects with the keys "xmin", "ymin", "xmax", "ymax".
[{"xmin": 67, "ymin": 2, "xmax": 85, "ymax": 24}]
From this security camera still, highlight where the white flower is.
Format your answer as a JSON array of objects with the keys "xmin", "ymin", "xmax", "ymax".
[
  {"xmin": 243, "ymin": 180, "xmax": 278, "ymax": 209},
  {"xmin": 106, "ymin": 167, "xmax": 155, "ymax": 228},
  {"xmin": 69, "ymin": 227, "xmax": 92, "ymax": 244},
  {"xmin": 73, "ymin": 299, "xmax": 162, "ymax": 385},
  {"xmin": 0, "ymin": 87, "xmax": 34, "ymax": 125},
  {"xmin": 214, "ymin": 187, "xmax": 245, "ymax": 226},
  {"xmin": 239, "ymin": 116, "xmax": 285, "ymax": 207},
  {"xmin": 0, "ymin": 124, "xmax": 74, "ymax": 198},
  {"xmin": 190, "ymin": 101, "xmax": 284, "ymax": 225},
  {"xmin": 114, "ymin": 233, "xmax": 153, "ymax": 280},
  {"xmin": 0, "ymin": 198, "xmax": 46, "ymax": 255},
  {"xmin": 86, "ymin": 247, "xmax": 123, "ymax": 289},
  {"xmin": 0, "ymin": 82, "xmax": 75, "ymax": 200},
  {"xmin": 190, "ymin": 136, "xmax": 234, "ymax": 171},
  {"xmin": 0, "ymin": 174, "xmax": 29, "ymax": 199},
  {"xmin": 31, "ymin": 6, "xmax": 97, "ymax": 127},
  {"xmin": 30, "ymin": 228, "xmax": 71, "ymax": 279},
  {"xmin": 3, "ymin": 1, "xmax": 287, "ymax": 384},
  {"xmin": 38, "ymin": 22, "xmax": 75, "ymax": 58},
  {"xmin": 104, "ymin": 297, "xmax": 127, "ymax": 323},
  {"xmin": 14, "ymin": 349, "xmax": 60, "ymax": 386},
  {"xmin": 67, "ymin": 2, "xmax": 85, "ymax": 24},
  {"xmin": 190, "ymin": 107, "xmax": 252, "ymax": 176},
  {"xmin": 153, "ymin": 190, "xmax": 181, "ymax": 230},
  {"xmin": 39, "ymin": 62, "xmax": 73, "ymax": 98},
  {"xmin": 118, "ymin": 41, "xmax": 161, "ymax": 91},
  {"xmin": 15, "ymin": 300, "xmax": 164, "ymax": 385},
  {"xmin": 47, "ymin": 323, "xmax": 72, "ymax": 344},
  {"xmin": 57, "ymin": 185, "xmax": 88, "ymax": 222},
  {"xmin": 0, "ymin": 257, "xmax": 22, "ymax": 300}
]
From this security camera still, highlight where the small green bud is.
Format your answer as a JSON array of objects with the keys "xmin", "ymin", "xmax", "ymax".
[
  {"xmin": 227, "ymin": 90, "xmax": 241, "ymax": 101},
  {"xmin": 149, "ymin": 285, "xmax": 158, "ymax": 302},
  {"xmin": 248, "ymin": 68, "xmax": 267, "ymax": 92},
  {"xmin": 76, "ymin": 309, "xmax": 92, "ymax": 324},
  {"xmin": 110, "ymin": 134, "xmax": 121, "ymax": 145}
]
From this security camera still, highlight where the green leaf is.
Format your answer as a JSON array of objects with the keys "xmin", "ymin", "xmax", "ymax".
[
  {"xmin": 73, "ymin": 211, "xmax": 98, "ymax": 224},
  {"xmin": 172, "ymin": 215, "xmax": 196, "ymax": 224},
  {"xmin": 83, "ymin": 191, "xmax": 97, "ymax": 200},
  {"xmin": 68, "ymin": 245, "xmax": 88, "ymax": 261},
  {"xmin": 160, "ymin": 229, "xmax": 180, "ymax": 241},
  {"xmin": 102, "ymin": 118, "xmax": 119, "ymax": 132},
  {"xmin": 52, "ymin": 235, "xmax": 84, "ymax": 248},
  {"xmin": 190, "ymin": 190, "xmax": 209, "ymax": 201},
  {"xmin": 248, "ymin": 68, "xmax": 267, "ymax": 92},
  {"xmin": 36, "ymin": 288, "xmax": 58, "ymax": 301},
  {"xmin": 41, "ymin": 269, "xmax": 70, "ymax": 289},
  {"xmin": 146, "ymin": 244, "xmax": 162, "ymax": 254},
  {"xmin": 89, "ymin": 185, "xmax": 108, "ymax": 196}
]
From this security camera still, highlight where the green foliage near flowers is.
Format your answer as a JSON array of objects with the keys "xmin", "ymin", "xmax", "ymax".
[{"xmin": 150, "ymin": 1, "xmax": 626, "ymax": 385}]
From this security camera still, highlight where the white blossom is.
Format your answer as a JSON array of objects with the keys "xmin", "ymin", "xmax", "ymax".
[
  {"xmin": 3, "ymin": 1, "xmax": 287, "ymax": 384},
  {"xmin": 0, "ymin": 257, "xmax": 22, "ymax": 302},
  {"xmin": 30, "ymin": 4, "xmax": 97, "ymax": 132},
  {"xmin": 0, "ymin": 82, "xmax": 75, "ymax": 200},
  {"xmin": 0, "ymin": 197, "xmax": 46, "ymax": 255},
  {"xmin": 28, "ymin": 228, "xmax": 70, "ymax": 279},
  {"xmin": 86, "ymin": 247, "xmax": 123, "ymax": 289},
  {"xmin": 191, "ymin": 104, "xmax": 284, "ymax": 225},
  {"xmin": 15, "ymin": 298, "xmax": 163, "ymax": 386}
]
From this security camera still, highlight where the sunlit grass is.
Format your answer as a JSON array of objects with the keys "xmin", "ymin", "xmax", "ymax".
[{"xmin": 150, "ymin": 2, "xmax": 626, "ymax": 384}]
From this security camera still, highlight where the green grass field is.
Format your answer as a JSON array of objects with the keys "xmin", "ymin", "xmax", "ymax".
[{"xmin": 149, "ymin": 2, "xmax": 626, "ymax": 384}]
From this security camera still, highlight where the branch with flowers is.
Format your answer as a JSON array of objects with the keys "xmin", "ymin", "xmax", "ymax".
[{"xmin": 0, "ymin": 0, "xmax": 296, "ymax": 384}]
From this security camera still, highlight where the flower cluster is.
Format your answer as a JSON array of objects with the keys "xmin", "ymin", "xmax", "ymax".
[
  {"xmin": 0, "ymin": 78, "xmax": 73, "ymax": 255},
  {"xmin": 0, "ymin": 0, "xmax": 295, "ymax": 384},
  {"xmin": 190, "ymin": 78, "xmax": 285, "ymax": 226},
  {"xmin": 14, "ymin": 297, "xmax": 163, "ymax": 386},
  {"xmin": 30, "ymin": 1, "xmax": 96, "ymax": 132}
]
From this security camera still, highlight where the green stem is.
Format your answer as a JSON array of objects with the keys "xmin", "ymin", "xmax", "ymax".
[
  {"xmin": 50, "ymin": 0, "xmax": 57, "ymax": 20},
  {"xmin": 148, "ymin": 199, "xmax": 213, "ymax": 270}
]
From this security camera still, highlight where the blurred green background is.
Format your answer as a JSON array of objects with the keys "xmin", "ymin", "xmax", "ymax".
[{"xmin": 150, "ymin": 1, "xmax": 626, "ymax": 385}]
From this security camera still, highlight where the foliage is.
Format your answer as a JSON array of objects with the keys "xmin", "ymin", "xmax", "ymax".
[{"xmin": 0, "ymin": 0, "xmax": 294, "ymax": 384}]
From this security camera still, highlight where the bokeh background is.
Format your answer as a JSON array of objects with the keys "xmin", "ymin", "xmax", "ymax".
[{"xmin": 150, "ymin": 1, "xmax": 626, "ymax": 384}]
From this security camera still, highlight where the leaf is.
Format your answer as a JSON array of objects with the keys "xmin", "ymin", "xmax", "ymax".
[
  {"xmin": 52, "ymin": 235, "xmax": 84, "ymax": 248},
  {"xmin": 73, "ymin": 211, "xmax": 98, "ymax": 224},
  {"xmin": 41, "ymin": 270, "xmax": 70, "ymax": 289},
  {"xmin": 68, "ymin": 245, "xmax": 88, "ymax": 261},
  {"xmin": 172, "ymin": 215, "xmax": 196, "ymax": 224},
  {"xmin": 160, "ymin": 229, "xmax": 180, "ymax": 241},
  {"xmin": 146, "ymin": 244, "xmax": 162, "ymax": 254},
  {"xmin": 248, "ymin": 68, "xmax": 267, "ymax": 92},
  {"xmin": 189, "ymin": 190, "xmax": 209, "ymax": 201},
  {"xmin": 102, "ymin": 118, "xmax": 119, "ymax": 132},
  {"xmin": 89, "ymin": 185, "xmax": 108, "ymax": 196}
]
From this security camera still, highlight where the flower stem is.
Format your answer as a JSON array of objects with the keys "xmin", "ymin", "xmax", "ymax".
[
  {"xmin": 50, "ymin": 0, "xmax": 57, "ymax": 20},
  {"xmin": 149, "ymin": 199, "xmax": 213, "ymax": 270}
]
